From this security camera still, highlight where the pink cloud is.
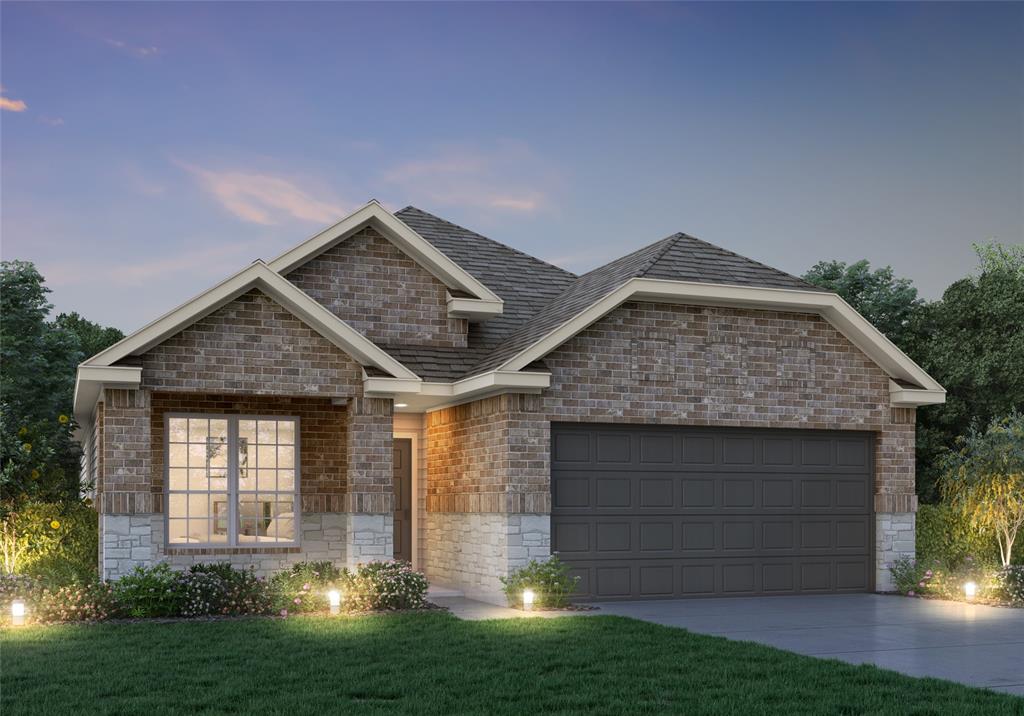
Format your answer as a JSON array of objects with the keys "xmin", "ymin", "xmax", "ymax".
[
  {"xmin": 1, "ymin": 97, "xmax": 27, "ymax": 112},
  {"xmin": 380, "ymin": 141, "xmax": 561, "ymax": 215},
  {"xmin": 105, "ymin": 38, "xmax": 160, "ymax": 58},
  {"xmin": 175, "ymin": 161, "xmax": 347, "ymax": 225}
]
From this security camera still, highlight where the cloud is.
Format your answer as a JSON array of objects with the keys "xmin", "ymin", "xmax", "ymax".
[
  {"xmin": 105, "ymin": 38, "xmax": 160, "ymax": 58},
  {"xmin": 39, "ymin": 116, "xmax": 64, "ymax": 126},
  {"xmin": 380, "ymin": 141, "xmax": 561, "ymax": 214},
  {"xmin": 176, "ymin": 160, "xmax": 347, "ymax": 226},
  {"xmin": 1, "ymin": 96, "xmax": 27, "ymax": 112}
]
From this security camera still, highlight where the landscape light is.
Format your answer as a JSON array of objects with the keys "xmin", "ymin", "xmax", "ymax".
[
  {"xmin": 328, "ymin": 589, "xmax": 341, "ymax": 615},
  {"xmin": 964, "ymin": 582, "xmax": 977, "ymax": 601},
  {"xmin": 522, "ymin": 589, "xmax": 535, "ymax": 611},
  {"xmin": 11, "ymin": 600, "xmax": 25, "ymax": 626}
]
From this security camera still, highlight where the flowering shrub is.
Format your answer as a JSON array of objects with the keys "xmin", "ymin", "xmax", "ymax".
[
  {"xmin": 337, "ymin": 560, "xmax": 428, "ymax": 612},
  {"xmin": 111, "ymin": 563, "xmax": 185, "ymax": 618},
  {"xmin": 500, "ymin": 556, "xmax": 579, "ymax": 608},
  {"xmin": 0, "ymin": 501, "xmax": 98, "ymax": 582},
  {"xmin": 269, "ymin": 561, "xmax": 342, "ymax": 615},
  {"xmin": 34, "ymin": 581, "xmax": 117, "ymax": 623},
  {"xmin": 992, "ymin": 566, "xmax": 1024, "ymax": 606},
  {"xmin": 185, "ymin": 563, "xmax": 273, "ymax": 617}
]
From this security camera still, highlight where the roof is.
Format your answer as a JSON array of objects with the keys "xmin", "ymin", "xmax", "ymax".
[
  {"xmin": 74, "ymin": 201, "xmax": 945, "ymax": 414},
  {"xmin": 395, "ymin": 207, "xmax": 577, "ymax": 348},
  {"xmin": 461, "ymin": 232, "xmax": 818, "ymax": 376}
]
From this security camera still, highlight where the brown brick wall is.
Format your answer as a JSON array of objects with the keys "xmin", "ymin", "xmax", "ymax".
[
  {"xmin": 100, "ymin": 388, "xmax": 153, "ymax": 514},
  {"xmin": 149, "ymin": 393, "xmax": 348, "ymax": 515},
  {"xmin": 344, "ymin": 397, "xmax": 394, "ymax": 513},
  {"xmin": 286, "ymin": 226, "xmax": 467, "ymax": 348},
  {"xmin": 138, "ymin": 289, "xmax": 363, "ymax": 397},
  {"xmin": 427, "ymin": 302, "xmax": 915, "ymax": 513}
]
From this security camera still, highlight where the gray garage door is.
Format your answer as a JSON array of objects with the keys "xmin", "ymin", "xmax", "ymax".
[{"xmin": 551, "ymin": 424, "xmax": 874, "ymax": 600}]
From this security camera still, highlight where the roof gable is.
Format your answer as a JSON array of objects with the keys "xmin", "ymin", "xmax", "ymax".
[{"xmin": 267, "ymin": 201, "xmax": 502, "ymax": 319}]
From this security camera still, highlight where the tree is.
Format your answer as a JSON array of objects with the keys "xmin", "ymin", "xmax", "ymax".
[
  {"xmin": 802, "ymin": 259, "xmax": 926, "ymax": 359},
  {"xmin": 917, "ymin": 243, "xmax": 1024, "ymax": 501},
  {"xmin": 0, "ymin": 261, "xmax": 123, "ymax": 506},
  {"xmin": 53, "ymin": 312, "xmax": 123, "ymax": 362},
  {"xmin": 941, "ymin": 412, "xmax": 1024, "ymax": 567}
]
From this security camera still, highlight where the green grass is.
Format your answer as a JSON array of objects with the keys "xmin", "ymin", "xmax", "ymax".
[{"xmin": 2, "ymin": 613, "xmax": 1021, "ymax": 715}]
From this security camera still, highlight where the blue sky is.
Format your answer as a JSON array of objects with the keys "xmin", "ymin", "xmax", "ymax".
[{"xmin": 2, "ymin": 2, "xmax": 1021, "ymax": 331}]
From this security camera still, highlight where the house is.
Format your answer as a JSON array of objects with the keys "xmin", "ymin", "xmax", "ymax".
[{"xmin": 74, "ymin": 200, "xmax": 944, "ymax": 604}]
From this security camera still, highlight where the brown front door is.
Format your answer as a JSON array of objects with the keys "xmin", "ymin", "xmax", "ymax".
[{"xmin": 393, "ymin": 438, "xmax": 412, "ymax": 563}]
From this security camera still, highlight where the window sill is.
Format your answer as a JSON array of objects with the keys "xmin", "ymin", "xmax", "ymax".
[{"xmin": 164, "ymin": 545, "xmax": 301, "ymax": 556}]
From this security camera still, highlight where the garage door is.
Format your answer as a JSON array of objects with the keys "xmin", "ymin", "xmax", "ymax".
[{"xmin": 551, "ymin": 424, "xmax": 874, "ymax": 600}]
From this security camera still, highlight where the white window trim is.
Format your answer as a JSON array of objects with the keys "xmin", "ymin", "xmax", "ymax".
[{"xmin": 164, "ymin": 413, "xmax": 301, "ymax": 549}]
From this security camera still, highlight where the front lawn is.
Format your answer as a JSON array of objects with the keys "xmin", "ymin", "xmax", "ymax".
[{"xmin": 3, "ymin": 613, "xmax": 1021, "ymax": 715}]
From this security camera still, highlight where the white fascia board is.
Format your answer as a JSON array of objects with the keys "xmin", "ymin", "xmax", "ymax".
[
  {"xmin": 497, "ymin": 277, "xmax": 945, "ymax": 401},
  {"xmin": 267, "ymin": 200, "xmax": 504, "ymax": 307},
  {"xmin": 362, "ymin": 371, "xmax": 551, "ymax": 411},
  {"xmin": 889, "ymin": 379, "xmax": 946, "ymax": 407},
  {"xmin": 81, "ymin": 262, "xmax": 418, "ymax": 381},
  {"xmin": 446, "ymin": 294, "xmax": 504, "ymax": 321},
  {"xmin": 72, "ymin": 365, "xmax": 142, "ymax": 422}
]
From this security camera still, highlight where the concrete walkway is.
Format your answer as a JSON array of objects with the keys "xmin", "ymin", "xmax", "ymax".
[
  {"xmin": 598, "ymin": 594, "xmax": 1024, "ymax": 695},
  {"xmin": 431, "ymin": 596, "xmax": 588, "ymax": 620}
]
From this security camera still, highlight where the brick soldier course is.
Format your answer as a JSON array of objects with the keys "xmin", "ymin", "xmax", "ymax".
[{"xmin": 77, "ymin": 201, "xmax": 943, "ymax": 602}]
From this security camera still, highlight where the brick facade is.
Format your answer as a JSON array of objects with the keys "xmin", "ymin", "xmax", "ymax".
[
  {"xmin": 286, "ymin": 226, "xmax": 467, "ymax": 348},
  {"xmin": 138, "ymin": 289, "xmax": 364, "ymax": 397}
]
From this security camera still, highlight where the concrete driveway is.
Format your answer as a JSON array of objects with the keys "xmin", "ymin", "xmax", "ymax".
[{"xmin": 598, "ymin": 594, "xmax": 1024, "ymax": 695}]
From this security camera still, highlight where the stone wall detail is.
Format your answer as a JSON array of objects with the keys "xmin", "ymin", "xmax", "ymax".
[{"xmin": 876, "ymin": 512, "xmax": 916, "ymax": 592}]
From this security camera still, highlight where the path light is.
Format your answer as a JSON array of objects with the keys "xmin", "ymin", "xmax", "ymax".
[
  {"xmin": 328, "ymin": 589, "xmax": 341, "ymax": 615},
  {"xmin": 11, "ymin": 599, "xmax": 26, "ymax": 626},
  {"xmin": 964, "ymin": 581, "xmax": 977, "ymax": 601},
  {"xmin": 522, "ymin": 589, "xmax": 535, "ymax": 611}
]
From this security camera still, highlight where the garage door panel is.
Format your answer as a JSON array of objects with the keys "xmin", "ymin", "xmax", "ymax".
[
  {"xmin": 565, "ymin": 556, "xmax": 874, "ymax": 600},
  {"xmin": 552, "ymin": 424, "xmax": 874, "ymax": 600},
  {"xmin": 552, "ymin": 515, "xmax": 871, "ymax": 559}
]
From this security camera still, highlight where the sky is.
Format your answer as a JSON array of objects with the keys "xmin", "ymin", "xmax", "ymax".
[{"xmin": 1, "ymin": 2, "xmax": 1021, "ymax": 332}]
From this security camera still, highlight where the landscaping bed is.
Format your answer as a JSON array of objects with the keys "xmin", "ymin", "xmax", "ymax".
[{"xmin": 3, "ymin": 612, "xmax": 1021, "ymax": 715}]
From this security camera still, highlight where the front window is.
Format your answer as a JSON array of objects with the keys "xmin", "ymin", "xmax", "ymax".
[{"xmin": 166, "ymin": 415, "xmax": 299, "ymax": 546}]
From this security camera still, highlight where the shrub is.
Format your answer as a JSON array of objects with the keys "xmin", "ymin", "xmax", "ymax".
[
  {"xmin": 268, "ymin": 561, "xmax": 342, "ymax": 614},
  {"xmin": 0, "ymin": 500, "xmax": 98, "ymax": 582},
  {"xmin": 337, "ymin": 560, "xmax": 428, "ymax": 612},
  {"xmin": 890, "ymin": 556, "xmax": 928, "ymax": 596},
  {"xmin": 916, "ymin": 503, "xmax": 1003, "ymax": 568},
  {"xmin": 499, "ymin": 556, "xmax": 579, "ymax": 608},
  {"xmin": 111, "ymin": 563, "xmax": 185, "ymax": 618},
  {"xmin": 186, "ymin": 563, "xmax": 273, "ymax": 617},
  {"xmin": 0, "ymin": 573, "xmax": 43, "ymax": 623},
  {"xmin": 35, "ymin": 581, "xmax": 117, "ymax": 623},
  {"xmin": 991, "ymin": 565, "xmax": 1024, "ymax": 606}
]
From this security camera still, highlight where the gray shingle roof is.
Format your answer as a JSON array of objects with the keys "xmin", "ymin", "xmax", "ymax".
[
  {"xmin": 395, "ymin": 207, "xmax": 577, "ymax": 349},
  {"xmin": 388, "ymin": 210, "xmax": 824, "ymax": 380}
]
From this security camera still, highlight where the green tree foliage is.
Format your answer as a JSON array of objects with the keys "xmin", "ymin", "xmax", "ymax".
[
  {"xmin": 53, "ymin": 312, "xmax": 124, "ymax": 362},
  {"xmin": 802, "ymin": 259, "xmax": 926, "ymax": 359},
  {"xmin": 0, "ymin": 261, "xmax": 123, "ymax": 506},
  {"xmin": 916, "ymin": 243, "xmax": 1024, "ymax": 501},
  {"xmin": 940, "ymin": 412, "xmax": 1024, "ymax": 567}
]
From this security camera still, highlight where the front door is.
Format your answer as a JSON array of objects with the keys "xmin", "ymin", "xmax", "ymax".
[{"xmin": 393, "ymin": 438, "xmax": 412, "ymax": 563}]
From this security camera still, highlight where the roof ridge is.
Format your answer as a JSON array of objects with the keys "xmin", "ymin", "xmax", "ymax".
[
  {"xmin": 664, "ymin": 232, "xmax": 818, "ymax": 289},
  {"xmin": 397, "ymin": 206, "xmax": 578, "ymax": 279},
  {"xmin": 634, "ymin": 233, "xmax": 685, "ymax": 280}
]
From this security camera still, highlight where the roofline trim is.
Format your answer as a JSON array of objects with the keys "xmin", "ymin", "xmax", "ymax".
[
  {"xmin": 72, "ymin": 365, "xmax": 143, "ymax": 423},
  {"xmin": 267, "ymin": 200, "xmax": 504, "ymax": 307},
  {"xmin": 363, "ymin": 370, "xmax": 551, "ymax": 412},
  {"xmin": 491, "ymin": 277, "xmax": 945, "ymax": 404}
]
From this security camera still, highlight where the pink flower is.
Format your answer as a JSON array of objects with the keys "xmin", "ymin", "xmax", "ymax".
[
  {"xmin": 302, "ymin": 583, "xmax": 310, "ymax": 591},
  {"xmin": 918, "ymin": 581, "xmax": 926, "ymax": 587},
  {"xmin": 924, "ymin": 570, "xmax": 933, "ymax": 577},
  {"xmin": 293, "ymin": 597, "xmax": 301, "ymax": 604},
  {"xmin": 907, "ymin": 590, "xmax": 915, "ymax": 597},
  {"xmin": 280, "ymin": 609, "xmax": 288, "ymax": 617}
]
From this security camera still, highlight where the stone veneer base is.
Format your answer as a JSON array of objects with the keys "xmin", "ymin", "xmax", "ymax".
[
  {"xmin": 424, "ymin": 512, "xmax": 551, "ymax": 605},
  {"xmin": 100, "ymin": 512, "xmax": 394, "ymax": 580},
  {"xmin": 875, "ymin": 511, "xmax": 915, "ymax": 592}
]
